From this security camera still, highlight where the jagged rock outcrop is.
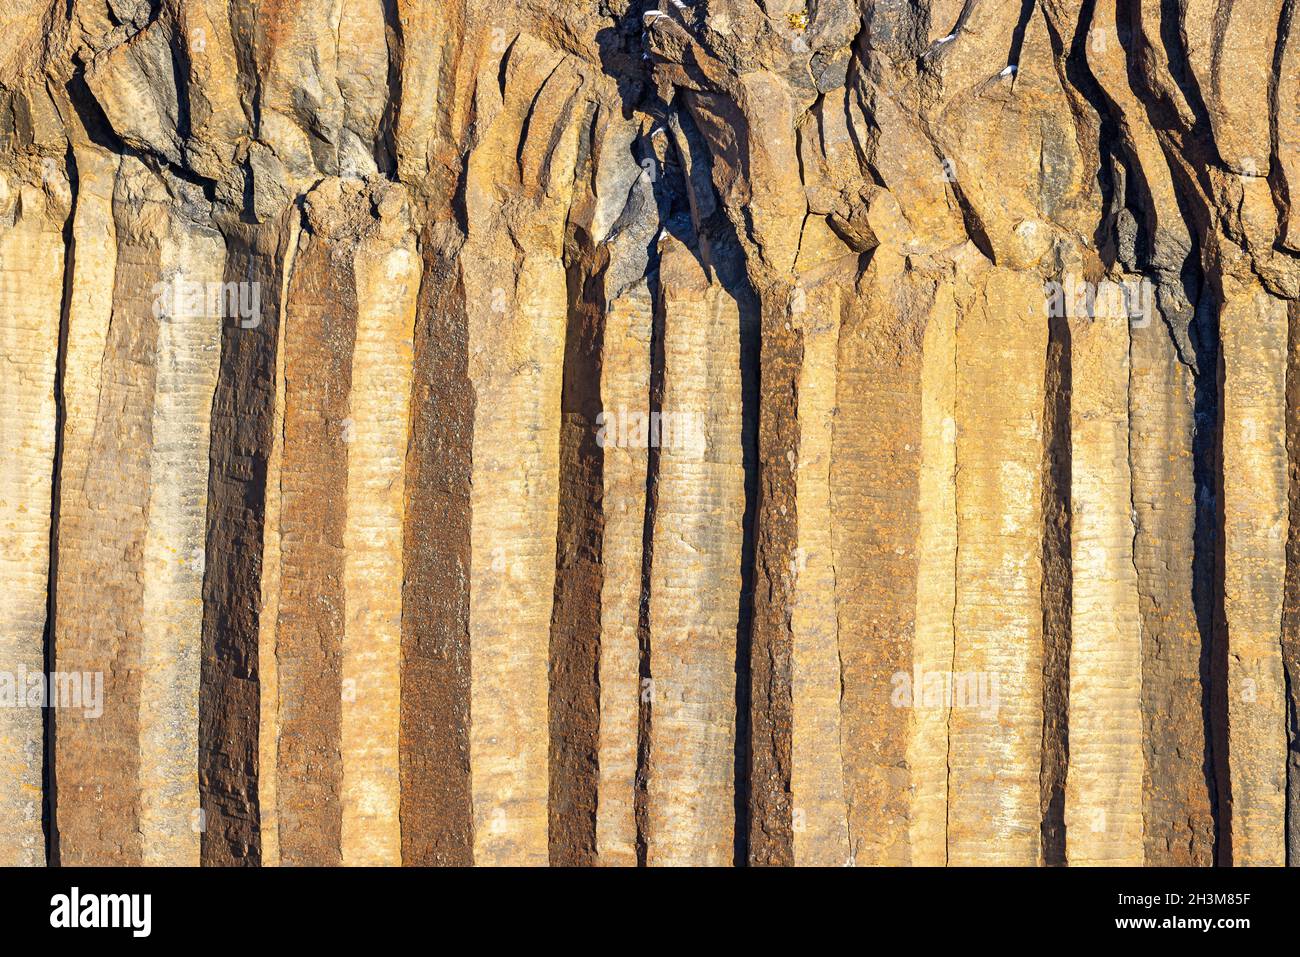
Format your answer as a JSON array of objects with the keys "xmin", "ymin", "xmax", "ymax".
[{"xmin": 1, "ymin": 0, "xmax": 1298, "ymax": 866}]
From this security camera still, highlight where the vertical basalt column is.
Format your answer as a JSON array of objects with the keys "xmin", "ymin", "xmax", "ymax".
[
  {"xmin": 908, "ymin": 281, "xmax": 959, "ymax": 866},
  {"xmin": 399, "ymin": 226, "xmax": 474, "ymax": 866},
  {"xmin": 594, "ymin": 284, "xmax": 653, "ymax": 866},
  {"xmin": 645, "ymin": 240, "xmax": 744, "ymax": 866},
  {"xmin": 1130, "ymin": 305, "xmax": 1215, "ymax": 865},
  {"xmin": 1221, "ymin": 284, "xmax": 1288, "ymax": 866},
  {"xmin": 256, "ymin": 214, "xmax": 297, "ymax": 867},
  {"xmin": 548, "ymin": 234, "xmax": 606, "ymax": 866},
  {"xmin": 0, "ymin": 176, "xmax": 67, "ymax": 866},
  {"xmin": 199, "ymin": 212, "xmax": 295, "ymax": 866},
  {"xmin": 789, "ymin": 279, "xmax": 851, "ymax": 866},
  {"xmin": 138, "ymin": 215, "xmax": 227, "ymax": 866},
  {"xmin": 832, "ymin": 251, "xmax": 925, "ymax": 866},
  {"xmin": 339, "ymin": 215, "xmax": 418, "ymax": 866},
  {"xmin": 948, "ymin": 268, "xmax": 1047, "ymax": 866},
  {"xmin": 1063, "ymin": 307, "xmax": 1143, "ymax": 865},
  {"xmin": 464, "ymin": 239, "xmax": 567, "ymax": 866},
  {"xmin": 462, "ymin": 42, "xmax": 583, "ymax": 866},
  {"xmin": 272, "ymin": 187, "xmax": 357, "ymax": 867}
]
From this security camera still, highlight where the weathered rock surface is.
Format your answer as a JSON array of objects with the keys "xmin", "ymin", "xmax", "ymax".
[{"xmin": 0, "ymin": 0, "xmax": 1298, "ymax": 865}]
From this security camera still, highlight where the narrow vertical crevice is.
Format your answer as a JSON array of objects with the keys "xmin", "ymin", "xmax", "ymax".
[
  {"xmin": 1283, "ymin": 298, "xmax": 1300, "ymax": 865},
  {"xmin": 1006, "ymin": 0, "xmax": 1037, "ymax": 71},
  {"xmin": 734, "ymin": 292, "xmax": 759, "ymax": 869},
  {"xmin": 1195, "ymin": 276, "xmax": 1230, "ymax": 866},
  {"xmin": 42, "ymin": 144, "xmax": 78, "ymax": 867},
  {"xmin": 376, "ymin": 0, "xmax": 403, "ymax": 178},
  {"xmin": 1266, "ymin": 0, "xmax": 1297, "ymax": 244},
  {"xmin": 1039, "ymin": 308, "xmax": 1072, "ymax": 866},
  {"xmin": 634, "ymin": 265, "xmax": 665, "ymax": 868}
]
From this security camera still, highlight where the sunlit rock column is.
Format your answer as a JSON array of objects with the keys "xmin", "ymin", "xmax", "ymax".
[
  {"xmin": 0, "ymin": 169, "xmax": 68, "ymax": 865},
  {"xmin": 257, "ymin": 178, "xmax": 416, "ymax": 867},
  {"xmin": 55, "ymin": 156, "xmax": 223, "ymax": 865},
  {"xmin": 340, "ymin": 194, "xmax": 419, "ymax": 865},
  {"xmin": 1221, "ymin": 282, "xmax": 1288, "ymax": 866},
  {"xmin": 461, "ymin": 39, "xmax": 583, "ymax": 865},
  {"xmin": 645, "ymin": 240, "xmax": 745, "ymax": 866},
  {"xmin": 908, "ymin": 279, "xmax": 959, "ymax": 867},
  {"xmin": 594, "ymin": 284, "xmax": 653, "ymax": 866},
  {"xmin": 789, "ymin": 269, "xmax": 852, "ymax": 867},
  {"xmin": 138, "ymin": 200, "xmax": 226, "ymax": 866},
  {"xmin": 1064, "ymin": 299, "xmax": 1144, "ymax": 865},
  {"xmin": 948, "ymin": 268, "xmax": 1047, "ymax": 866},
  {"xmin": 1129, "ymin": 306, "xmax": 1215, "ymax": 866}
]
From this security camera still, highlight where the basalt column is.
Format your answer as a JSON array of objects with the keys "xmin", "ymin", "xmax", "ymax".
[
  {"xmin": 0, "ymin": 167, "xmax": 68, "ymax": 866},
  {"xmin": 54, "ymin": 156, "xmax": 223, "ymax": 866}
]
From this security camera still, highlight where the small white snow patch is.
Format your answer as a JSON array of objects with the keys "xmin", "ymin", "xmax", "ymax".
[{"xmin": 1001, "ymin": 64, "xmax": 1017, "ymax": 76}]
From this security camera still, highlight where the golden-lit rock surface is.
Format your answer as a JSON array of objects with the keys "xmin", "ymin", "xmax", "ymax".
[{"xmin": 0, "ymin": 0, "xmax": 1298, "ymax": 866}]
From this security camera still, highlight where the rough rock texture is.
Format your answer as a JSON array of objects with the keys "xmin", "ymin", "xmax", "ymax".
[{"xmin": 1, "ymin": 0, "xmax": 1299, "ymax": 866}]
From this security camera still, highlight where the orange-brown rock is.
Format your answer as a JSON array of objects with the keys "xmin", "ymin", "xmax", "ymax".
[{"xmin": 0, "ymin": 0, "xmax": 1296, "ymax": 867}]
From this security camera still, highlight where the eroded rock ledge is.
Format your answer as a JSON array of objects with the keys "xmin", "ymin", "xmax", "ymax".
[{"xmin": 0, "ymin": 0, "xmax": 1297, "ymax": 865}]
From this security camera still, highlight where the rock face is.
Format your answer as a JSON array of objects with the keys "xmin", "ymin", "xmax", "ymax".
[{"xmin": 0, "ymin": 0, "xmax": 1298, "ymax": 866}]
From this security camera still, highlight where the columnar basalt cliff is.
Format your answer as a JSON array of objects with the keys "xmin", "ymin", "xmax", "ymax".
[{"xmin": 0, "ymin": 0, "xmax": 1297, "ymax": 866}]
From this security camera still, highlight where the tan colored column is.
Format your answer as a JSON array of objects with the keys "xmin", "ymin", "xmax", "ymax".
[
  {"xmin": 645, "ymin": 241, "xmax": 744, "ymax": 866},
  {"xmin": 1064, "ymin": 305, "xmax": 1144, "ymax": 865},
  {"xmin": 791, "ymin": 280, "xmax": 850, "ymax": 866},
  {"xmin": 257, "ymin": 217, "xmax": 297, "ymax": 867},
  {"xmin": 907, "ymin": 284, "xmax": 958, "ymax": 866},
  {"xmin": 948, "ymin": 267, "xmax": 1046, "ymax": 866},
  {"xmin": 464, "ymin": 246, "xmax": 566, "ymax": 865},
  {"xmin": 463, "ymin": 40, "xmax": 581, "ymax": 866},
  {"xmin": 595, "ymin": 284, "xmax": 653, "ymax": 866},
  {"xmin": 340, "ymin": 219, "xmax": 419, "ymax": 865},
  {"xmin": 138, "ymin": 223, "xmax": 226, "ymax": 865},
  {"xmin": 1129, "ymin": 296, "xmax": 1215, "ymax": 864},
  {"xmin": 0, "ymin": 176, "xmax": 66, "ymax": 865},
  {"xmin": 1221, "ymin": 284, "xmax": 1288, "ymax": 865}
]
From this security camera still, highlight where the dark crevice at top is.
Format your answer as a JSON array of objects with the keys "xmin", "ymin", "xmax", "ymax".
[
  {"xmin": 1007, "ymin": 0, "xmax": 1037, "ymax": 71},
  {"xmin": 42, "ymin": 141, "xmax": 78, "ymax": 869}
]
